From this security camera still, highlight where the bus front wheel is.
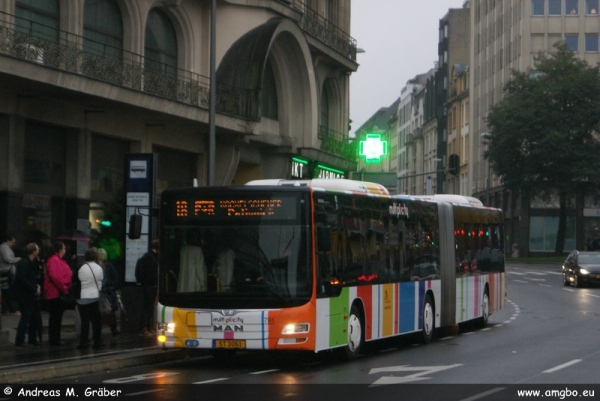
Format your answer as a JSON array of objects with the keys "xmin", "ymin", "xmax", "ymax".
[{"xmin": 343, "ymin": 305, "xmax": 363, "ymax": 360}]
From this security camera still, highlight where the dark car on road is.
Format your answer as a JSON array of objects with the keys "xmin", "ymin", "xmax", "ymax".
[{"xmin": 562, "ymin": 251, "xmax": 600, "ymax": 288}]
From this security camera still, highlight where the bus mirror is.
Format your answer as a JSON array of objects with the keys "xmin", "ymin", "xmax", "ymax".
[
  {"xmin": 317, "ymin": 226, "xmax": 332, "ymax": 253},
  {"xmin": 128, "ymin": 214, "xmax": 142, "ymax": 240}
]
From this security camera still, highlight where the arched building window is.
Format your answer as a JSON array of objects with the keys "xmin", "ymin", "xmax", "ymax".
[
  {"xmin": 83, "ymin": 0, "xmax": 123, "ymax": 60},
  {"xmin": 15, "ymin": 0, "xmax": 59, "ymax": 42},
  {"xmin": 144, "ymin": 8, "xmax": 178, "ymax": 78},
  {"xmin": 261, "ymin": 59, "xmax": 278, "ymax": 120}
]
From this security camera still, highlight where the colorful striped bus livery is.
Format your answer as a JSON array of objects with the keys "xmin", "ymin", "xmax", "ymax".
[{"xmin": 156, "ymin": 179, "xmax": 506, "ymax": 359}]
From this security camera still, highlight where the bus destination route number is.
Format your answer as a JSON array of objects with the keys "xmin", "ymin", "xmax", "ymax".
[{"xmin": 174, "ymin": 198, "xmax": 294, "ymax": 219}]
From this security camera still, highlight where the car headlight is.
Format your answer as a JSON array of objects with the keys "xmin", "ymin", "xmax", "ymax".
[{"xmin": 579, "ymin": 268, "xmax": 590, "ymax": 275}]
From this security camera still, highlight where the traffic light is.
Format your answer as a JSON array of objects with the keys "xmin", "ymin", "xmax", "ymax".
[
  {"xmin": 448, "ymin": 154, "xmax": 460, "ymax": 175},
  {"xmin": 100, "ymin": 220, "xmax": 112, "ymax": 227}
]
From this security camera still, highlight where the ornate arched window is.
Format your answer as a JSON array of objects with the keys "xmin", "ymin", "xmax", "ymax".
[
  {"xmin": 144, "ymin": 8, "xmax": 178, "ymax": 78},
  {"xmin": 261, "ymin": 59, "xmax": 278, "ymax": 120},
  {"xmin": 320, "ymin": 85, "xmax": 330, "ymax": 131},
  {"xmin": 15, "ymin": 0, "xmax": 59, "ymax": 42},
  {"xmin": 83, "ymin": 0, "xmax": 123, "ymax": 60}
]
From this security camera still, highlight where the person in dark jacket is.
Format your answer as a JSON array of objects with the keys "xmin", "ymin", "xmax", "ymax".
[
  {"xmin": 13, "ymin": 243, "xmax": 42, "ymax": 347},
  {"xmin": 135, "ymin": 239, "xmax": 159, "ymax": 336}
]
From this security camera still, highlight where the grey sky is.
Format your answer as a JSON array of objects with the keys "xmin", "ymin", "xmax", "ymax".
[{"xmin": 350, "ymin": 0, "xmax": 468, "ymax": 134}]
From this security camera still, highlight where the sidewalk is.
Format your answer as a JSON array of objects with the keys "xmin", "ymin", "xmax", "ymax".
[{"xmin": 0, "ymin": 309, "xmax": 191, "ymax": 384}]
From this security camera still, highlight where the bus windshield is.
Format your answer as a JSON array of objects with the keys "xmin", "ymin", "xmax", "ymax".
[{"xmin": 158, "ymin": 190, "xmax": 312, "ymax": 309}]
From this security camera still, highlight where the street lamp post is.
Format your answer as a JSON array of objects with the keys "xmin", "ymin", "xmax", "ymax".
[{"xmin": 480, "ymin": 133, "xmax": 492, "ymax": 205}]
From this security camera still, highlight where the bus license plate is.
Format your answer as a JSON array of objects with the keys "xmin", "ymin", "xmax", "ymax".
[{"xmin": 213, "ymin": 340, "xmax": 246, "ymax": 349}]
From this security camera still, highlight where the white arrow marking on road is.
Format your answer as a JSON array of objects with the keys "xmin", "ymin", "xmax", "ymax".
[
  {"xmin": 104, "ymin": 372, "xmax": 179, "ymax": 383},
  {"xmin": 369, "ymin": 364, "xmax": 463, "ymax": 385}
]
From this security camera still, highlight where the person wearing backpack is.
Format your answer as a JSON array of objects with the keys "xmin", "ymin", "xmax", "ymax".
[{"xmin": 135, "ymin": 239, "xmax": 159, "ymax": 336}]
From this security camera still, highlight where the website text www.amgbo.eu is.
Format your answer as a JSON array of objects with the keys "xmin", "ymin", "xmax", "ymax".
[{"xmin": 517, "ymin": 388, "xmax": 595, "ymax": 399}]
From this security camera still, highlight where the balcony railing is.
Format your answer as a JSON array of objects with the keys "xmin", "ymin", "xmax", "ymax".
[
  {"xmin": 0, "ymin": 13, "xmax": 257, "ymax": 120},
  {"xmin": 318, "ymin": 125, "xmax": 356, "ymax": 160},
  {"xmin": 285, "ymin": 1, "xmax": 357, "ymax": 61}
]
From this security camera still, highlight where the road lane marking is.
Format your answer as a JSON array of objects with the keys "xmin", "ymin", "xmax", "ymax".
[
  {"xmin": 543, "ymin": 359, "xmax": 582, "ymax": 373},
  {"xmin": 104, "ymin": 372, "xmax": 179, "ymax": 383},
  {"xmin": 193, "ymin": 378, "xmax": 229, "ymax": 384},
  {"xmin": 460, "ymin": 387, "xmax": 506, "ymax": 401},
  {"xmin": 513, "ymin": 280, "xmax": 529, "ymax": 283},
  {"xmin": 563, "ymin": 288, "xmax": 575, "ymax": 292},
  {"xmin": 369, "ymin": 364, "xmax": 463, "ymax": 385},
  {"xmin": 587, "ymin": 293, "xmax": 600, "ymax": 298},
  {"xmin": 250, "ymin": 369, "xmax": 280, "ymax": 375}
]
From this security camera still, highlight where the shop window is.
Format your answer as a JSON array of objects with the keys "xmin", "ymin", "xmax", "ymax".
[
  {"xmin": 24, "ymin": 121, "xmax": 66, "ymax": 194},
  {"xmin": 153, "ymin": 146, "xmax": 197, "ymax": 194},
  {"xmin": 91, "ymin": 135, "xmax": 129, "ymax": 201},
  {"xmin": 529, "ymin": 216, "xmax": 575, "ymax": 252}
]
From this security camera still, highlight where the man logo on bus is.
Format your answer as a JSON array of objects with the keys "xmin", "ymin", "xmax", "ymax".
[
  {"xmin": 389, "ymin": 202, "xmax": 409, "ymax": 219},
  {"xmin": 214, "ymin": 325, "xmax": 243, "ymax": 332}
]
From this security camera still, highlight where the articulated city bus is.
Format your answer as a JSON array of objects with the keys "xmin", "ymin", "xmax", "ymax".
[{"xmin": 156, "ymin": 179, "xmax": 506, "ymax": 359}]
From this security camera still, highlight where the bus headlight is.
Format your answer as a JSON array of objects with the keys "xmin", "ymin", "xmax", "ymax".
[
  {"xmin": 282, "ymin": 323, "xmax": 310, "ymax": 334},
  {"xmin": 158, "ymin": 322, "xmax": 176, "ymax": 333}
]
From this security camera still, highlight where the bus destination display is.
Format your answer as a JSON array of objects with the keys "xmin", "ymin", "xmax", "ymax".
[{"xmin": 174, "ymin": 197, "xmax": 297, "ymax": 220}]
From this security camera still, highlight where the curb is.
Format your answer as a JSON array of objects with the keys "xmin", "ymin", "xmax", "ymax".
[{"xmin": 0, "ymin": 348, "xmax": 188, "ymax": 384}]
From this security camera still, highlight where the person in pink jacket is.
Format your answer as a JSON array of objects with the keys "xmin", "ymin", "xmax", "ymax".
[{"xmin": 44, "ymin": 241, "xmax": 72, "ymax": 346}]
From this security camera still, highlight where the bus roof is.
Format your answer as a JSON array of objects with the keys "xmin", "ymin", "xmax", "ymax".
[
  {"xmin": 245, "ymin": 179, "xmax": 489, "ymax": 208},
  {"xmin": 411, "ymin": 194, "xmax": 484, "ymax": 207},
  {"xmin": 245, "ymin": 179, "xmax": 390, "ymax": 196}
]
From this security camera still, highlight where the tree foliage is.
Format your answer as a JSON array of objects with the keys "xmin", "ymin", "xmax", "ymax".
[{"xmin": 486, "ymin": 42, "xmax": 600, "ymax": 254}]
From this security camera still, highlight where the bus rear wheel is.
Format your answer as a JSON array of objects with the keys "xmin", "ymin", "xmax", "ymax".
[
  {"xmin": 479, "ymin": 290, "xmax": 490, "ymax": 328},
  {"xmin": 421, "ymin": 294, "xmax": 435, "ymax": 344},
  {"xmin": 343, "ymin": 305, "xmax": 363, "ymax": 360}
]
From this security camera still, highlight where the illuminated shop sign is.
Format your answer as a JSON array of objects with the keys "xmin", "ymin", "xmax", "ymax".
[{"xmin": 291, "ymin": 157, "xmax": 345, "ymax": 179}]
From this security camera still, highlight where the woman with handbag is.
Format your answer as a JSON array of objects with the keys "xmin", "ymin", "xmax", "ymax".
[
  {"xmin": 43, "ymin": 241, "xmax": 72, "ymax": 346},
  {"xmin": 76, "ymin": 248, "xmax": 104, "ymax": 350}
]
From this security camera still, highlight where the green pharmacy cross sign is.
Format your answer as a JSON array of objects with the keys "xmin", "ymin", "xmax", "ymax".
[{"xmin": 359, "ymin": 133, "xmax": 388, "ymax": 163}]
